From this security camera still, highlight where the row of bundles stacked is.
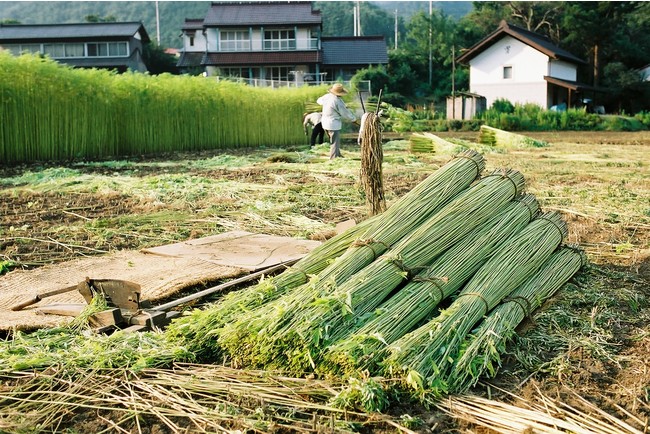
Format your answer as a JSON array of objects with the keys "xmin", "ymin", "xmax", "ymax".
[{"xmin": 167, "ymin": 149, "xmax": 585, "ymax": 396}]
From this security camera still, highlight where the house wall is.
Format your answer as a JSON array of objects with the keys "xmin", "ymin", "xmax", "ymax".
[
  {"xmin": 469, "ymin": 35, "xmax": 550, "ymax": 108},
  {"xmin": 549, "ymin": 59, "xmax": 577, "ymax": 81},
  {"xmin": 183, "ymin": 30, "xmax": 207, "ymax": 52}
]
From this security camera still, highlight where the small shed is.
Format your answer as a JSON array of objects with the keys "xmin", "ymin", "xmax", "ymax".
[{"xmin": 446, "ymin": 92, "xmax": 487, "ymax": 120}]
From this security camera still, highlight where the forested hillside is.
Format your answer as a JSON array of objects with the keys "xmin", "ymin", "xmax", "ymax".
[{"xmin": 0, "ymin": 1, "xmax": 470, "ymax": 48}]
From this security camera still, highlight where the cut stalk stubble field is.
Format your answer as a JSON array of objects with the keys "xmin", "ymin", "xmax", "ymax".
[{"xmin": 0, "ymin": 131, "xmax": 649, "ymax": 432}]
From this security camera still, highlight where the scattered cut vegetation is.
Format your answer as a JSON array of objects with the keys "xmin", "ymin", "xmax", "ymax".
[{"xmin": 0, "ymin": 131, "xmax": 649, "ymax": 433}]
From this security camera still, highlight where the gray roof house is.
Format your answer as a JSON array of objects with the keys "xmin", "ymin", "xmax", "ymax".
[
  {"xmin": 0, "ymin": 22, "xmax": 151, "ymax": 73},
  {"xmin": 177, "ymin": 1, "xmax": 388, "ymax": 85},
  {"xmin": 321, "ymin": 36, "xmax": 389, "ymax": 81}
]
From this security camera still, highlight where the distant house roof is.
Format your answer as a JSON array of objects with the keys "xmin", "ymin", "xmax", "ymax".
[
  {"xmin": 177, "ymin": 51, "xmax": 204, "ymax": 68},
  {"xmin": 544, "ymin": 76, "xmax": 607, "ymax": 93},
  {"xmin": 202, "ymin": 50, "xmax": 320, "ymax": 66},
  {"xmin": 204, "ymin": 1, "xmax": 321, "ymax": 26},
  {"xmin": 181, "ymin": 19, "xmax": 205, "ymax": 32},
  {"xmin": 0, "ymin": 22, "xmax": 150, "ymax": 43},
  {"xmin": 321, "ymin": 36, "xmax": 388, "ymax": 65},
  {"xmin": 457, "ymin": 20, "xmax": 585, "ymax": 65}
]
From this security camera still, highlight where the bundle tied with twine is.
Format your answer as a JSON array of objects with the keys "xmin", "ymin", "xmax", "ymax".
[
  {"xmin": 385, "ymin": 211, "xmax": 568, "ymax": 394},
  {"xmin": 359, "ymin": 111, "xmax": 385, "ymax": 215},
  {"xmin": 216, "ymin": 150, "xmax": 485, "ymax": 368}
]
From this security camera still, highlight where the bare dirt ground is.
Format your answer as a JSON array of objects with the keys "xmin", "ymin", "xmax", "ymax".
[{"xmin": 1, "ymin": 130, "xmax": 649, "ymax": 432}]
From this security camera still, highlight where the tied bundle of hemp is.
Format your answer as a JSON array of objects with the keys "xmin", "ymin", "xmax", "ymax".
[
  {"xmin": 252, "ymin": 169, "xmax": 526, "ymax": 374},
  {"xmin": 316, "ymin": 149, "xmax": 485, "ymax": 288},
  {"xmin": 325, "ymin": 194, "xmax": 539, "ymax": 375},
  {"xmin": 409, "ymin": 132, "xmax": 467, "ymax": 155},
  {"xmin": 449, "ymin": 245, "xmax": 586, "ymax": 393},
  {"xmin": 479, "ymin": 125, "xmax": 548, "ymax": 149},
  {"xmin": 359, "ymin": 112, "xmax": 385, "ymax": 215},
  {"xmin": 217, "ymin": 151, "xmax": 485, "ymax": 368},
  {"xmin": 386, "ymin": 211, "xmax": 568, "ymax": 395}
]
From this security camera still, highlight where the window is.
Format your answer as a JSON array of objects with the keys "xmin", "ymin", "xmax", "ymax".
[
  {"xmin": 503, "ymin": 66, "xmax": 513, "ymax": 79},
  {"xmin": 219, "ymin": 67, "xmax": 251, "ymax": 78},
  {"xmin": 87, "ymin": 42, "xmax": 128, "ymax": 57},
  {"xmin": 189, "ymin": 36, "xmax": 194, "ymax": 47},
  {"xmin": 263, "ymin": 29, "xmax": 295, "ymax": 50},
  {"xmin": 108, "ymin": 42, "xmax": 127, "ymax": 56},
  {"xmin": 5, "ymin": 44, "xmax": 41, "ymax": 55},
  {"xmin": 64, "ymin": 43, "xmax": 84, "ymax": 57},
  {"xmin": 220, "ymin": 30, "xmax": 250, "ymax": 51},
  {"xmin": 43, "ymin": 43, "xmax": 65, "ymax": 58},
  {"xmin": 87, "ymin": 43, "xmax": 106, "ymax": 57},
  {"xmin": 2, "ymin": 44, "xmax": 23, "ymax": 55},
  {"xmin": 267, "ymin": 66, "xmax": 291, "ymax": 82}
]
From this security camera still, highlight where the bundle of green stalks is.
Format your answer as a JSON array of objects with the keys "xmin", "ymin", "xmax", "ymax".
[
  {"xmin": 359, "ymin": 112, "xmax": 386, "ymax": 215},
  {"xmin": 385, "ymin": 211, "xmax": 568, "ymax": 394},
  {"xmin": 216, "ymin": 151, "xmax": 485, "ymax": 367},
  {"xmin": 1, "ymin": 300, "xmax": 190, "ymax": 371},
  {"xmin": 165, "ymin": 214, "xmax": 380, "ymax": 359},
  {"xmin": 326, "ymin": 194, "xmax": 539, "ymax": 375},
  {"xmin": 313, "ymin": 149, "xmax": 485, "ymax": 288},
  {"xmin": 233, "ymin": 168, "xmax": 526, "ymax": 374},
  {"xmin": 409, "ymin": 132, "xmax": 467, "ymax": 154},
  {"xmin": 479, "ymin": 125, "xmax": 549, "ymax": 149},
  {"xmin": 449, "ymin": 245, "xmax": 586, "ymax": 393}
]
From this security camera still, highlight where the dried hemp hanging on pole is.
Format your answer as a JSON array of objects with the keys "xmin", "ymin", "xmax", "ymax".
[{"xmin": 359, "ymin": 92, "xmax": 385, "ymax": 216}]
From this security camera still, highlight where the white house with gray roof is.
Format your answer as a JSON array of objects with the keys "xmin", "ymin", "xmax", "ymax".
[
  {"xmin": 456, "ymin": 20, "xmax": 600, "ymax": 109},
  {"xmin": 0, "ymin": 22, "xmax": 150, "ymax": 73}
]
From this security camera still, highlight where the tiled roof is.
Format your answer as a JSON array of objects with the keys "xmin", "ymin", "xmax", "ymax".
[
  {"xmin": 202, "ymin": 50, "xmax": 320, "ymax": 66},
  {"xmin": 321, "ymin": 36, "xmax": 388, "ymax": 65},
  {"xmin": 177, "ymin": 51, "xmax": 204, "ymax": 67},
  {"xmin": 182, "ymin": 19, "xmax": 204, "ymax": 31},
  {"xmin": 0, "ymin": 22, "xmax": 150, "ymax": 43},
  {"xmin": 457, "ymin": 20, "xmax": 585, "ymax": 65},
  {"xmin": 544, "ymin": 76, "xmax": 607, "ymax": 93},
  {"xmin": 204, "ymin": 1, "xmax": 321, "ymax": 26}
]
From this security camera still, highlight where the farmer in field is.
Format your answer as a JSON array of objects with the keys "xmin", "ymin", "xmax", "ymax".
[
  {"xmin": 302, "ymin": 112, "xmax": 325, "ymax": 147},
  {"xmin": 317, "ymin": 83, "xmax": 357, "ymax": 159}
]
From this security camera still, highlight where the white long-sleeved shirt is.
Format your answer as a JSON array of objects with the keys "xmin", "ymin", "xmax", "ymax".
[
  {"xmin": 316, "ymin": 92, "xmax": 356, "ymax": 131},
  {"xmin": 303, "ymin": 112, "xmax": 322, "ymax": 127}
]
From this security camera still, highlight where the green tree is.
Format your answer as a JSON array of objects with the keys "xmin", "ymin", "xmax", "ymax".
[
  {"xmin": 391, "ymin": 10, "xmax": 460, "ymax": 101},
  {"xmin": 84, "ymin": 14, "xmax": 117, "ymax": 23},
  {"xmin": 143, "ymin": 43, "xmax": 179, "ymax": 75}
]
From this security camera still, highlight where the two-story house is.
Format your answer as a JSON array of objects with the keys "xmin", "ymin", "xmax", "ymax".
[
  {"xmin": 0, "ymin": 22, "xmax": 150, "ymax": 73},
  {"xmin": 456, "ymin": 20, "xmax": 598, "ymax": 110},
  {"xmin": 177, "ymin": 1, "xmax": 388, "ymax": 86}
]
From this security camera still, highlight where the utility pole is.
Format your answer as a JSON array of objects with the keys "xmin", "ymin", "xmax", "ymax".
[
  {"xmin": 356, "ymin": 0, "xmax": 362, "ymax": 36},
  {"xmin": 452, "ymin": 45, "xmax": 456, "ymax": 119},
  {"xmin": 428, "ymin": 0, "xmax": 432, "ymax": 86},
  {"xmin": 155, "ymin": 0, "xmax": 161, "ymax": 45},
  {"xmin": 394, "ymin": 9, "xmax": 398, "ymax": 49}
]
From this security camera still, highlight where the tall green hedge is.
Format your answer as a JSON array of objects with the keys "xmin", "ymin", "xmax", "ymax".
[{"xmin": 0, "ymin": 52, "xmax": 325, "ymax": 164}]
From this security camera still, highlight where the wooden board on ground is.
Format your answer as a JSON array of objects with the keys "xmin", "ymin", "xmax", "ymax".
[
  {"xmin": 0, "ymin": 231, "xmax": 321, "ymax": 332},
  {"xmin": 141, "ymin": 231, "xmax": 321, "ymax": 271}
]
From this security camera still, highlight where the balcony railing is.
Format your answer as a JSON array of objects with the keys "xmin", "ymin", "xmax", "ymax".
[
  {"xmin": 215, "ymin": 37, "xmax": 319, "ymax": 52},
  {"xmin": 212, "ymin": 76, "xmax": 371, "ymax": 94}
]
